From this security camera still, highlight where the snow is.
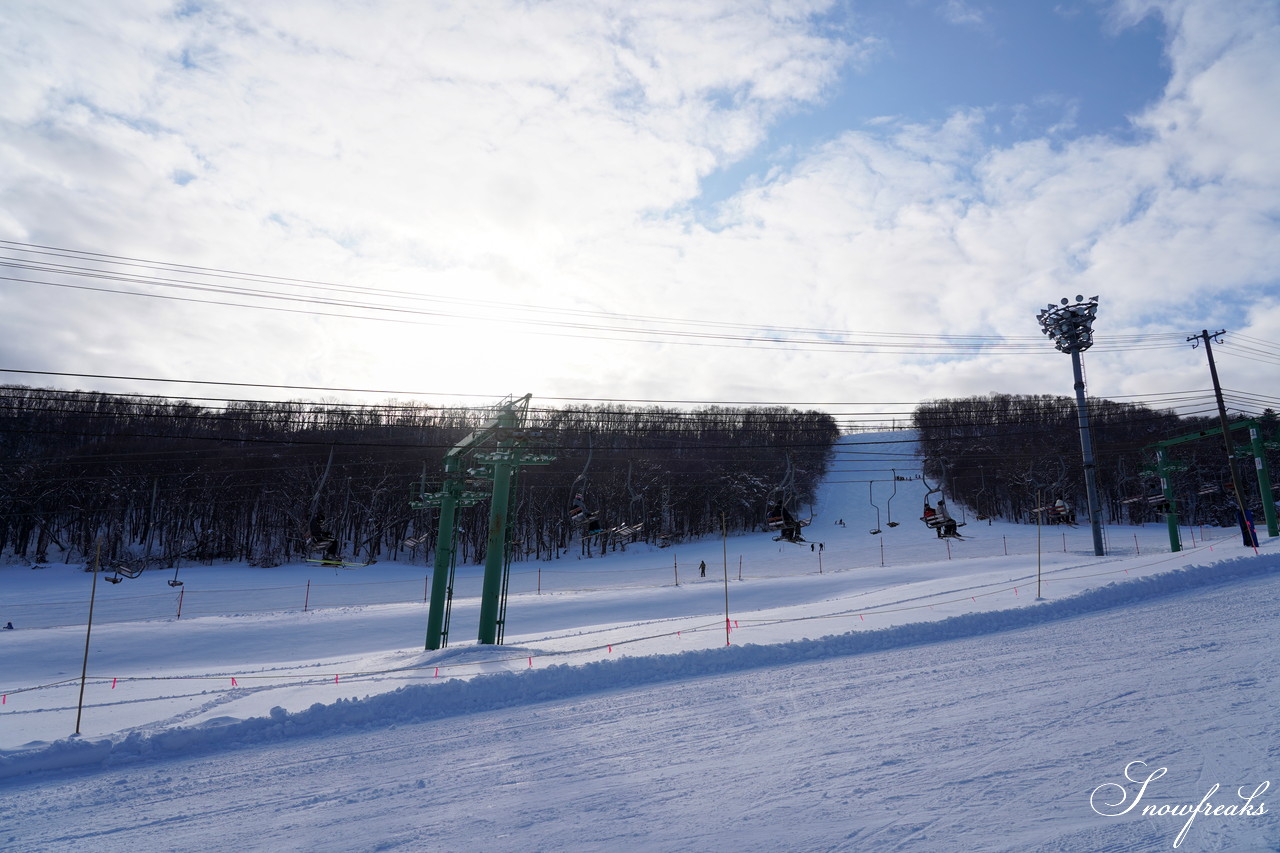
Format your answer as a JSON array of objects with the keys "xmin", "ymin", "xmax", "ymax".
[{"xmin": 1, "ymin": 433, "xmax": 1276, "ymax": 852}]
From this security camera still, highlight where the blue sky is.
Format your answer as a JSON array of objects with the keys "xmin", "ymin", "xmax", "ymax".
[
  {"xmin": 700, "ymin": 1, "xmax": 1170, "ymax": 208},
  {"xmin": 835, "ymin": 0, "xmax": 1168, "ymax": 137},
  {"xmin": 0, "ymin": 0, "xmax": 1276, "ymax": 420}
]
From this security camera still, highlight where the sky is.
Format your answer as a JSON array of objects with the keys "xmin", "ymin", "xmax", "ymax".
[{"xmin": 1, "ymin": 0, "xmax": 1278, "ymax": 423}]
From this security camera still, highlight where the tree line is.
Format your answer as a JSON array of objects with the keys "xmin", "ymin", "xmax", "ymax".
[
  {"xmin": 913, "ymin": 393, "xmax": 1279, "ymax": 527},
  {"xmin": 0, "ymin": 386, "xmax": 838, "ymax": 568}
]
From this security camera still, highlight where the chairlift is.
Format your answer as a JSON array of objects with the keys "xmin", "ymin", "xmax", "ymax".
[
  {"xmin": 609, "ymin": 461, "xmax": 646, "ymax": 543},
  {"xmin": 768, "ymin": 502, "xmax": 809, "ymax": 543},
  {"xmin": 106, "ymin": 560, "xmax": 146, "ymax": 584},
  {"xmin": 568, "ymin": 443, "xmax": 602, "ymax": 533},
  {"xmin": 765, "ymin": 453, "xmax": 810, "ymax": 544},
  {"xmin": 885, "ymin": 470, "xmax": 900, "ymax": 527},
  {"xmin": 921, "ymin": 477, "xmax": 965, "ymax": 538},
  {"xmin": 569, "ymin": 492, "xmax": 598, "ymax": 527},
  {"xmin": 973, "ymin": 469, "xmax": 990, "ymax": 521},
  {"xmin": 868, "ymin": 481, "xmax": 882, "ymax": 535}
]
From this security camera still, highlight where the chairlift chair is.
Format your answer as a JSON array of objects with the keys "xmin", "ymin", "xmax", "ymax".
[
  {"xmin": 885, "ymin": 471, "xmax": 900, "ymax": 527},
  {"xmin": 768, "ymin": 503, "xmax": 808, "ymax": 543},
  {"xmin": 868, "ymin": 481, "xmax": 882, "ymax": 535},
  {"xmin": 921, "ymin": 477, "xmax": 965, "ymax": 538}
]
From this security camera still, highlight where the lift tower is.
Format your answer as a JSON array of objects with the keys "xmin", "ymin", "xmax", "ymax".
[{"xmin": 410, "ymin": 395, "xmax": 553, "ymax": 649}]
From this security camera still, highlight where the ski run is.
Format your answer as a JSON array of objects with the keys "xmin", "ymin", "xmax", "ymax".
[{"xmin": 1, "ymin": 434, "xmax": 1276, "ymax": 852}]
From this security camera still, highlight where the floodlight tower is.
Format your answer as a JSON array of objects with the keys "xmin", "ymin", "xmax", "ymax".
[{"xmin": 1036, "ymin": 295, "xmax": 1106, "ymax": 556}]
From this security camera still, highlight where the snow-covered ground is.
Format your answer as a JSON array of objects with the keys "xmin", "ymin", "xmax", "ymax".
[{"xmin": 1, "ymin": 434, "xmax": 1276, "ymax": 852}]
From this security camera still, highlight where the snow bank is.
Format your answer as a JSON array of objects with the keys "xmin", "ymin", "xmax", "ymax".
[{"xmin": 2, "ymin": 551, "xmax": 1274, "ymax": 782}]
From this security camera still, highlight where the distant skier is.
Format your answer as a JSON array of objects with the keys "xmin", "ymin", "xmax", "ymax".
[
  {"xmin": 3, "ymin": 621, "xmax": 13, "ymax": 630},
  {"xmin": 699, "ymin": 560, "xmax": 706, "ymax": 578}
]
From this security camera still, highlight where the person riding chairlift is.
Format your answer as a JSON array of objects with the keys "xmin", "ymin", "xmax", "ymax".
[
  {"xmin": 923, "ymin": 501, "xmax": 959, "ymax": 539},
  {"xmin": 309, "ymin": 512, "xmax": 340, "ymax": 561}
]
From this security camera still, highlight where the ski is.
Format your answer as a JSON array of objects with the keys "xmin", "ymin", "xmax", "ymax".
[{"xmin": 306, "ymin": 558, "xmax": 374, "ymax": 569}]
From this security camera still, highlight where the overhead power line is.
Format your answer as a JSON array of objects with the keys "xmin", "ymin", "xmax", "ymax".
[
  {"xmin": 0, "ymin": 367, "xmax": 1227, "ymax": 414},
  {"xmin": 0, "ymin": 239, "xmax": 1190, "ymax": 355}
]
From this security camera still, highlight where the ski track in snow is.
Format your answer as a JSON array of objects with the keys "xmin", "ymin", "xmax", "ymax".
[{"xmin": 2, "ymin": 563, "xmax": 1276, "ymax": 852}]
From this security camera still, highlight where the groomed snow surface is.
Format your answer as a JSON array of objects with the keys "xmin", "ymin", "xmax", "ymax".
[{"xmin": 1, "ymin": 434, "xmax": 1276, "ymax": 852}]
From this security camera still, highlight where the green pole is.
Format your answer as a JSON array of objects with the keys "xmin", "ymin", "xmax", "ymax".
[
  {"xmin": 424, "ymin": 463, "xmax": 460, "ymax": 651},
  {"xmin": 477, "ymin": 460, "xmax": 513, "ymax": 644},
  {"xmin": 1249, "ymin": 424, "xmax": 1278, "ymax": 537},
  {"xmin": 477, "ymin": 425, "xmax": 517, "ymax": 645},
  {"xmin": 1157, "ymin": 447, "xmax": 1181, "ymax": 553}
]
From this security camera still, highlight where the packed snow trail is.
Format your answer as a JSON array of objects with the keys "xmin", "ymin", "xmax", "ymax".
[{"xmin": 2, "ymin": 564, "xmax": 1275, "ymax": 852}]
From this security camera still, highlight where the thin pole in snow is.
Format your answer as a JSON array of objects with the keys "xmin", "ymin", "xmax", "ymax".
[
  {"xmin": 1036, "ymin": 490, "xmax": 1044, "ymax": 600},
  {"xmin": 76, "ymin": 543, "xmax": 101, "ymax": 736},
  {"xmin": 723, "ymin": 563, "xmax": 731, "ymax": 646},
  {"xmin": 722, "ymin": 514, "xmax": 731, "ymax": 646},
  {"xmin": 722, "ymin": 512, "xmax": 728, "ymax": 579}
]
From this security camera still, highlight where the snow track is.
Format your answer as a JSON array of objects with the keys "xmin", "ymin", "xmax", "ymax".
[{"xmin": 2, "ymin": 560, "xmax": 1276, "ymax": 852}]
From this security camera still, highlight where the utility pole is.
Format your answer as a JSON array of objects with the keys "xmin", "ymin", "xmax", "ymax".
[{"xmin": 1188, "ymin": 330, "xmax": 1256, "ymax": 547}]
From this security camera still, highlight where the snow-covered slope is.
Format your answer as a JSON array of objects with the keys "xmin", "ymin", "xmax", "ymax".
[{"xmin": 1, "ymin": 433, "xmax": 1276, "ymax": 852}]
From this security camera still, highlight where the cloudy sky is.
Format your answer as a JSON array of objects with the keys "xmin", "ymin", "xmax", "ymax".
[{"xmin": 1, "ymin": 0, "xmax": 1278, "ymax": 424}]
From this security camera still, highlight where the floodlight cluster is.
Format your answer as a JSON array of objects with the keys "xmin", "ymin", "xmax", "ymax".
[{"xmin": 1037, "ymin": 295, "xmax": 1100, "ymax": 353}]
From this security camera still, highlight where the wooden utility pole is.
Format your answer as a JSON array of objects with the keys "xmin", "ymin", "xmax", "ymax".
[{"xmin": 1188, "ymin": 330, "xmax": 1256, "ymax": 547}]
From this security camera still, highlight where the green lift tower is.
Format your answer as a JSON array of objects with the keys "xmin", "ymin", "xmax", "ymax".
[
  {"xmin": 1147, "ymin": 418, "xmax": 1278, "ymax": 552},
  {"xmin": 410, "ymin": 394, "xmax": 553, "ymax": 649}
]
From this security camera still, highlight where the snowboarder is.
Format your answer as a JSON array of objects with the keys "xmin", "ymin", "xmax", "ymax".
[
  {"xmin": 699, "ymin": 560, "xmax": 706, "ymax": 577},
  {"xmin": 3, "ymin": 621, "xmax": 13, "ymax": 630}
]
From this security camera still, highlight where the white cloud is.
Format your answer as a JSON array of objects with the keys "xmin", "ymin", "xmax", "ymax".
[
  {"xmin": 937, "ymin": 0, "xmax": 988, "ymax": 28},
  {"xmin": 0, "ymin": 0, "xmax": 1276, "ymax": 416}
]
